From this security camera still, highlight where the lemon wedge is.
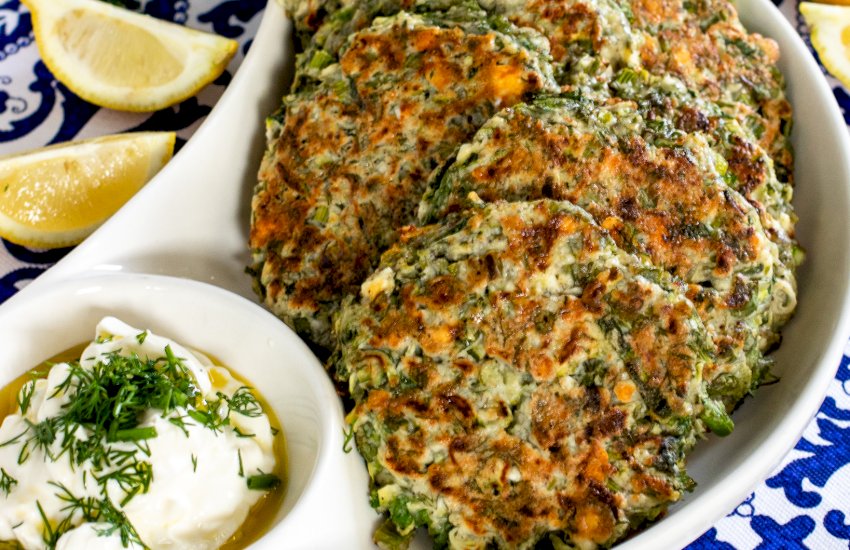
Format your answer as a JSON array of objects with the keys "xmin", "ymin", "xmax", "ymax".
[
  {"xmin": 0, "ymin": 132, "xmax": 175, "ymax": 248},
  {"xmin": 801, "ymin": 2, "xmax": 850, "ymax": 88},
  {"xmin": 22, "ymin": 0, "xmax": 238, "ymax": 112}
]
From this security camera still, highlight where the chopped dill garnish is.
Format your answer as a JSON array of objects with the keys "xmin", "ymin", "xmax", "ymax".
[
  {"xmin": 1, "ymin": 347, "xmax": 201, "ymax": 543},
  {"xmin": 17, "ymin": 417, "xmax": 61, "ymax": 464},
  {"xmin": 55, "ymin": 348, "xmax": 200, "ymax": 445},
  {"xmin": 168, "ymin": 415, "xmax": 191, "ymax": 437},
  {"xmin": 227, "ymin": 387, "xmax": 264, "ymax": 418},
  {"xmin": 0, "ymin": 468, "xmax": 17, "ymax": 495},
  {"xmin": 16, "ymin": 381, "xmax": 35, "ymax": 415},
  {"xmin": 233, "ymin": 427, "xmax": 256, "ymax": 438},
  {"xmin": 187, "ymin": 406, "xmax": 228, "ymax": 433},
  {"xmin": 50, "ymin": 482, "xmax": 148, "ymax": 548},
  {"xmin": 36, "ymin": 500, "xmax": 59, "ymax": 547},
  {"xmin": 1, "ymin": 339, "xmax": 275, "ymax": 546},
  {"xmin": 182, "ymin": 387, "xmax": 264, "ymax": 434},
  {"xmin": 94, "ymin": 497, "xmax": 148, "ymax": 549},
  {"xmin": 94, "ymin": 458, "xmax": 153, "ymax": 507}
]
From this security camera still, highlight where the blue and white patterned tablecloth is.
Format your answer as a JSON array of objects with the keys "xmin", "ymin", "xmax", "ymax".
[{"xmin": 0, "ymin": 1, "xmax": 848, "ymax": 548}]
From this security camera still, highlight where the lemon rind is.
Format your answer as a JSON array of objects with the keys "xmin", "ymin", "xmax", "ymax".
[
  {"xmin": 24, "ymin": 0, "xmax": 238, "ymax": 113},
  {"xmin": 801, "ymin": 2, "xmax": 850, "ymax": 89},
  {"xmin": 0, "ymin": 132, "xmax": 175, "ymax": 249}
]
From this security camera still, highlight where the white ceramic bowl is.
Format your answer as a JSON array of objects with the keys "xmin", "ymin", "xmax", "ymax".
[
  {"xmin": 0, "ymin": 272, "xmax": 343, "ymax": 543},
  {"xmin": 1, "ymin": 0, "xmax": 848, "ymax": 547}
]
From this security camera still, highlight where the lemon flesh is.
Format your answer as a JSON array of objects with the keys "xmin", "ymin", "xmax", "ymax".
[
  {"xmin": 0, "ymin": 132, "xmax": 175, "ymax": 248},
  {"xmin": 801, "ymin": 2, "xmax": 850, "ymax": 89},
  {"xmin": 23, "ymin": 0, "xmax": 237, "ymax": 112}
]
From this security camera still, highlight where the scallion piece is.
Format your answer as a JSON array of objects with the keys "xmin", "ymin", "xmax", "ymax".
[
  {"xmin": 112, "ymin": 426, "xmax": 158, "ymax": 442},
  {"xmin": 247, "ymin": 473, "xmax": 281, "ymax": 491}
]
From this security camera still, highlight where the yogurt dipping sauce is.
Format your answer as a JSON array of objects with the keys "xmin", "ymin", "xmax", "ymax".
[{"xmin": 0, "ymin": 317, "xmax": 285, "ymax": 549}]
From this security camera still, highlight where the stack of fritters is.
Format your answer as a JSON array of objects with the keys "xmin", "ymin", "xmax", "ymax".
[
  {"xmin": 250, "ymin": 6, "xmax": 558, "ymax": 348},
  {"xmin": 418, "ymin": 95, "xmax": 794, "ymax": 409},
  {"xmin": 250, "ymin": 0, "xmax": 799, "ymax": 546},
  {"xmin": 338, "ymin": 201, "xmax": 727, "ymax": 548}
]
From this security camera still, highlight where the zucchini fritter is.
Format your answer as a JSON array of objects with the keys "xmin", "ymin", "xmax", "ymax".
[
  {"xmin": 419, "ymin": 95, "xmax": 795, "ymax": 407},
  {"xmin": 335, "ymin": 200, "xmax": 728, "ymax": 548},
  {"xmin": 609, "ymin": 68, "xmax": 797, "ymax": 246},
  {"xmin": 627, "ymin": 0, "xmax": 794, "ymax": 185},
  {"xmin": 475, "ymin": 0, "xmax": 793, "ymax": 185},
  {"xmin": 477, "ymin": 0, "xmax": 645, "ymax": 85},
  {"xmin": 249, "ymin": 9, "xmax": 558, "ymax": 348}
]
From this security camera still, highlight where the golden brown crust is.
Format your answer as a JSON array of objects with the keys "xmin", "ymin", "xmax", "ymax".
[
  {"xmin": 479, "ymin": 0, "xmax": 793, "ymax": 182},
  {"xmin": 250, "ymin": 12, "xmax": 556, "ymax": 347},
  {"xmin": 419, "ymin": 96, "xmax": 785, "ymax": 411},
  {"xmin": 630, "ymin": 0, "xmax": 794, "ymax": 182},
  {"xmin": 423, "ymin": 98, "xmax": 774, "ymax": 292},
  {"xmin": 338, "ymin": 201, "xmax": 715, "ymax": 547}
]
